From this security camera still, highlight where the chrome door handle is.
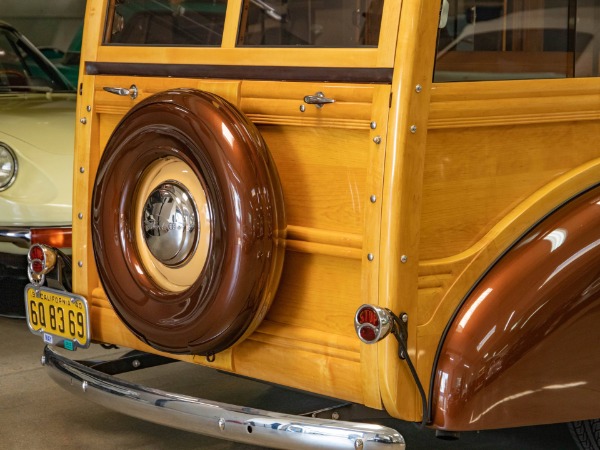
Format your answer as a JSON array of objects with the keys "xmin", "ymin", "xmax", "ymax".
[
  {"xmin": 303, "ymin": 91, "xmax": 335, "ymax": 108},
  {"xmin": 103, "ymin": 84, "xmax": 138, "ymax": 100}
]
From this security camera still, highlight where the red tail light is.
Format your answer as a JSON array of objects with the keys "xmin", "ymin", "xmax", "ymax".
[
  {"xmin": 27, "ymin": 244, "xmax": 57, "ymax": 285},
  {"xmin": 354, "ymin": 304, "xmax": 393, "ymax": 344}
]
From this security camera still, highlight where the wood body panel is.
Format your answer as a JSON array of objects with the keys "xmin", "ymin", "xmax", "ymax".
[
  {"xmin": 415, "ymin": 78, "xmax": 600, "ymax": 402},
  {"xmin": 72, "ymin": 0, "xmax": 600, "ymax": 427},
  {"xmin": 76, "ymin": 69, "xmax": 390, "ymax": 408}
]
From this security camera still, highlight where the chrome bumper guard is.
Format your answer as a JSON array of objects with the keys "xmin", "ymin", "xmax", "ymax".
[
  {"xmin": 43, "ymin": 346, "xmax": 405, "ymax": 449},
  {"xmin": 0, "ymin": 226, "xmax": 31, "ymax": 248}
]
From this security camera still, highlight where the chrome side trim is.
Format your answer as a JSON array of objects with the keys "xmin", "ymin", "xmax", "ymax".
[
  {"xmin": 43, "ymin": 346, "xmax": 405, "ymax": 450},
  {"xmin": 0, "ymin": 227, "xmax": 31, "ymax": 248}
]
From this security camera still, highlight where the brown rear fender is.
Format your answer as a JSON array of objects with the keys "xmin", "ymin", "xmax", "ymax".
[
  {"xmin": 431, "ymin": 185, "xmax": 600, "ymax": 430},
  {"xmin": 92, "ymin": 89, "xmax": 286, "ymax": 355}
]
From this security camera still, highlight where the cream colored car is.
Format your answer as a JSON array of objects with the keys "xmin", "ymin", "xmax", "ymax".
[{"xmin": 0, "ymin": 22, "xmax": 75, "ymax": 316}]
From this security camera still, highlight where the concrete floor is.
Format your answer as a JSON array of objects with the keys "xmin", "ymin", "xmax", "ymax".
[{"xmin": 1, "ymin": 315, "xmax": 579, "ymax": 450}]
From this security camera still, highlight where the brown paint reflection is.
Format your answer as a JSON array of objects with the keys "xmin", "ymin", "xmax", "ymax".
[{"xmin": 432, "ymin": 187, "xmax": 600, "ymax": 430}]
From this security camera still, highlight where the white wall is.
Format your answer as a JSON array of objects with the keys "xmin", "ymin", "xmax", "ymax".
[{"xmin": 2, "ymin": 0, "xmax": 86, "ymax": 51}]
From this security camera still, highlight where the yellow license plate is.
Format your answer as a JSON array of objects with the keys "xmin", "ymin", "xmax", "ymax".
[{"xmin": 25, "ymin": 285, "xmax": 90, "ymax": 350}]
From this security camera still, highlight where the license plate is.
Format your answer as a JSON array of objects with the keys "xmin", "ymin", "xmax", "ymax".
[{"xmin": 24, "ymin": 284, "xmax": 90, "ymax": 350}]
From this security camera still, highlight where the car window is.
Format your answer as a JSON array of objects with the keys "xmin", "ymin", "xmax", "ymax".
[
  {"xmin": 105, "ymin": 0, "xmax": 228, "ymax": 46},
  {"xmin": 237, "ymin": 0, "xmax": 383, "ymax": 47},
  {"xmin": 434, "ymin": 0, "xmax": 600, "ymax": 81},
  {"xmin": 0, "ymin": 27, "xmax": 72, "ymax": 93}
]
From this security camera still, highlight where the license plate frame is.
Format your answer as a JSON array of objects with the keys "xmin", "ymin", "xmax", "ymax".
[{"xmin": 24, "ymin": 284, "xmax": 91, "ymax": 350}]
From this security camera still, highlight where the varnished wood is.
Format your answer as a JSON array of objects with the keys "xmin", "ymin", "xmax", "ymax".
[{"xmin": 73, "ymin": 0, "xmax": 600, "ymax": 427}]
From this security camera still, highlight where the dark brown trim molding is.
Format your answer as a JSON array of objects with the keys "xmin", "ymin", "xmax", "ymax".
[{"xmin": 85, "ymin": 62, "xmax": 393, "ymax": 83}]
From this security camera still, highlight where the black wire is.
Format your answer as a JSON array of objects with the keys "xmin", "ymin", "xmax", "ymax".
[{"xmin": 393, "ymin": 319, "xmax": 430, "ymax": 428}]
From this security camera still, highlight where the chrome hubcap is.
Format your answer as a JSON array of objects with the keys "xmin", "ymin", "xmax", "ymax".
[{"xmin": 142, "ymin": 182, "xmax": 198, "ymax": 266}]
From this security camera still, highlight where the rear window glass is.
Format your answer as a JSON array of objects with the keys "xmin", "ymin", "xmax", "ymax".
[
  {"xmin": 104, "ymin": 0, "xmax": 227, "ymax": 46},
  {"xmin": 434, "ymin": 0, "xmax": 600, "ymax": 81},
  {"xmin": 237, "ymin": 0, "xmax": 383, "ymax": 47},
  {"xmin": 103, "ymin": 0, "xmax": 384, "ymax": 48}
]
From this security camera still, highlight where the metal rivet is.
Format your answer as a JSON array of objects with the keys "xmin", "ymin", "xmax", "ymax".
[
  {"xmin": 415, "ymin": 84, "xmax": 422, "ymax": 93},
  {"xmin": 401, "ymin": 255, "xmax": 408, "ymax": 263},
  {"xmin": 86, "ymin": 105, "xmax": 92, "ymax": 112},
  {"xmin": 78, "ymin": 261, "xmax": 83, "ymax": 268},
  {"xmin": 355, "ymin": 439, "xmax": 364, "ymax": 450},
  {"xmin": 401, "ymin": 313, "xmax": 408, "ymax": 323},
  {"xmin": 132, "ymin": 359, "xmax": 141, "ymax": 368},
  {"xmin": 79, "ymin": 167, "xmax": 85, "ymax": 173},
  {"xmin": 299, "ymin": 104, "xmax": 305, "ymax": 112},
  {"xmin": 367, "ymin": 253, "xmax": 374, "ymax": 261},
  {"xmin": 373, "ymin": 136, "xmax": 382, "ymax": 144},
  {"xmin": 218, "ymin": 418, "xmax": 226, "ymax": 431},
  {"xmin": 41, "ymin": 356, "xmax": 46, "ymax": 366},
  {"xmin": 332, "ymin": 412, "xmax": 340, "ymax": 420},
  {"xmin": 410, "ymin": 125, "xmax": 417, "ymax": 134},
  {"xmin": 370, "ymin": 195, "xmax": 377, "ymax": 203},
  {"xmin": 370, "ymin": 121, "xmax": 377, "ymax": 129},
  {"xmin": 78, "ymin": 213, "xmax": 83, "ymax": 220},
  {"xmin": 82, "ymin": 381, "xmax": 88, "ymax": 392},
  {"xmin": 80, "ymin": 117, "xmax": 87, "ymax": 124}
]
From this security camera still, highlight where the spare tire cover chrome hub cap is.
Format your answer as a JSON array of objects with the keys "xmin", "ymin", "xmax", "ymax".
[{"xmin": 142, "ymin": 182, "xmax": 198, "ymax": 266}]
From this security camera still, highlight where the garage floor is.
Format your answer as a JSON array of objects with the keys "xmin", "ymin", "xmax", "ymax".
[{"xmin": 1, "ymin": 316, "xmax": 578, "ymax": 450}]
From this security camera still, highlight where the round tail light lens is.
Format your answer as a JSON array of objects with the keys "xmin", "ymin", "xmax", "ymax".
[
  {"xmin": 27, "ymin": 244, "xmax": 57, "ymax": 285},
  {"xmin": 354, "ymin": 304, "xmax": 393, "ymax": 344}
]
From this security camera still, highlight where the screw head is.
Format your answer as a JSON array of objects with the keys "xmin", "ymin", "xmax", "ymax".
[
  {"xmin": 78, "ymin": 261, "xmax": 83, "ymax": 268},
  {"xmin": 370, "ymin": 121, "xmax": 377, "ymax": 129},
  {"xmin": 367, "ymin": 253, "xmax": 374, "ymax": 261},
  {"xmin": 79, "ymin": 167, "xmax": 85, "ymax": 173},
  {"xmin": 218, "ymin": 418, "xmax": 226, "ymax": 431},
  {"xmin": 78, "ymin": 213, "xmax": 83, "ymax": 219},
  {"xmin": 401, "ymin": 255, "xmax": 408, "ymax": 263},
  {"xmin": 370, "ymin": 195, "xmax": 377, "ymax": 203},
  {"xmin": 373, "ymin": 136, "xmax": 382, "ymax": 144},
  {"xmin": 80, "ymin": 117, "xmax": 87, "ymax": 124},
  {"xmin": 410, "ymin": 125, "xmax": 417, "ymax": 134},
  {"xmin": 86, "ymin": 105, "xmax": 92, "ymax": 112},
  {"xmin": 415, "ymin": 84, "xmax": 423, "ymax": 93},
  {"xmin": 299, "ymin": 104, "xmax": 306, "ymax": 112},
  {"xmin": 355, "ymin": 439, "xmax": 364, "ymax": 450}
]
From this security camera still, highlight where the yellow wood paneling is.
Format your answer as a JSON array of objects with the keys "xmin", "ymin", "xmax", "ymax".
[
  {"xmin": 75, "ymin": 65, "xmax": 391, "ymax": 409},
  {"xmin": 376, "ymin": 0, "xmax": 441, "ymax": 421},
  {"xmin": 421, "ymin": 80, "xmax": 600, "ymax": 261}
]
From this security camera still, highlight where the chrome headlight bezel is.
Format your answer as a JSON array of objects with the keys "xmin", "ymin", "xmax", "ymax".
[{"xmin": 0, "ymin": 142, "xmax": 18, "ymax": 192}]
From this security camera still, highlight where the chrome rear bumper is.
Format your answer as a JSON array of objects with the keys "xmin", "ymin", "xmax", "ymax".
[
  {"xmin": 0, "ymin": 226, "xmax": 31, "ymax": 248},
  {"xmin": 43, "ymin": 346, "xmax": 405, "ymax": 449}
]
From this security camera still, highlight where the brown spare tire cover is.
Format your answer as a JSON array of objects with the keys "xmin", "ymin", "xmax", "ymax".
[{"xmin": 92, "ymin": 89, "xmax": 286, "ymax": 355}]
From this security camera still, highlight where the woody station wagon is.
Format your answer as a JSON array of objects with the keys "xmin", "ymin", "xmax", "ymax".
[{"xmin": 24, "ymin": 0, "xmax": 600, "ymax": 448}]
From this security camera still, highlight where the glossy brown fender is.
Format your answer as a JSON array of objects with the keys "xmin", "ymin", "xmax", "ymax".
[
  {"xmin": 431, "ymin": 186, "xmax": 600, "ymax": 430},
  {"xmin": 92, "ymin": 89, "xmax": 285, "ymax": 355}
]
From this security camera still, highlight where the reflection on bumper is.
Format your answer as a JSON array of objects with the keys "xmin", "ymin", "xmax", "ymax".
[
  {"xmin": 0, "ymin": 225, "xmax": 71, "ymax": 249},
  {"xmin": 43, "ymin": 345, "xmax": 406, "ymax": 449},
  {"xmin": 0, "ymin": 227, "xmax": 31, "ymax": 248}
]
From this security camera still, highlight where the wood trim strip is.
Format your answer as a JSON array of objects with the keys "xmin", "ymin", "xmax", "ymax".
[{"xmin": 86, "ymin": 62, "xmax": 393, "ymax": 83}]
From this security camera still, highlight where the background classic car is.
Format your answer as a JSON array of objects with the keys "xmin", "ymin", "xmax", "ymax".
[
  {"xmin": 0, "ymin": 22, "xmax": 74, "ymax": 317},
  {"xmin": 25, "ymin": 0, "xmax": 600, "ymax": 449}
]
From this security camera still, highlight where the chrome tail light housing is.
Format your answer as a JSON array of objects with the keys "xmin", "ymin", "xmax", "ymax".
[
  {"xmin": 27, "ymin": 244, "xmax": 57, "ymax": 286},
  {"xmin": 354, "ymin": 304, "xmax": 395, "ymax": 344}
]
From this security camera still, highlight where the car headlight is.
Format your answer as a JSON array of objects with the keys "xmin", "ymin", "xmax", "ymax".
[{"xmin": 0, "ymin": 143, "xmax": 17, "ymax": 191}]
